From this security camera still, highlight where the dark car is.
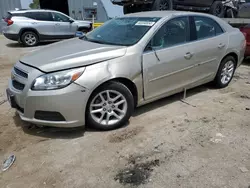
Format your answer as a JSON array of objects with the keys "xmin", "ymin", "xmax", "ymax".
[
  {"xmin": 112, "ymin": 0, "xmax": 224, "ymax": 17},
  {"xmin": 238, "ymin": 3, "xmax": 250, "ymax": 18}
]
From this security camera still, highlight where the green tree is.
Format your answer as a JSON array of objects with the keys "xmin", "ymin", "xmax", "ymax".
[{"xmin": 29, "ymin": 0, "xmax": 40, "ymax": 9}]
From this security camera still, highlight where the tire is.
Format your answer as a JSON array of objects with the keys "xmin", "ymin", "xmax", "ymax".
[
  {"xmin": 225, "ymin": 8, "xmax": 237, "ymax": 18},
  {"xmin": 209, "ymin": 1, "xmax": 224, "ymax": 17},
  {"xmin": 123, "ymin": 5, "xmax": 137, "ymax": 14},
  {"xmin": 21, "ymin": 31, "xmax": 39, "ymax": 47},
  {"xmin": 214, "ymin": 56, "xmax": 236, "ymax": 88},
  {"xmin": 152, "ymin": 0, "xmax": 173, "ymax": 11},
  {"xmin": 86, "ymin": 82, "xmax": 134, "ymax": 131},
  {"xmin": 78, "ymin": 28, "xmax": 90, "ymax": 33}
]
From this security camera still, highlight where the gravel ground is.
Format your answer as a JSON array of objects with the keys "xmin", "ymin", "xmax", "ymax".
[{"xmin": 0, "ymin": 37, "xmax": 250, "ymax": 188}]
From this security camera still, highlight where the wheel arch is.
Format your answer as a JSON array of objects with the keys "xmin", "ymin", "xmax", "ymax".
[
  {"xmin": 87, "ymin": 77, "xmax": 138, "ymax": 109},
  {"xmin": 19, "ymin": 28, "xmax": 40, "ymax": 40},
  {"xmin": 221, "ymin": 52, "xmax": 238, "ymax": 66}
]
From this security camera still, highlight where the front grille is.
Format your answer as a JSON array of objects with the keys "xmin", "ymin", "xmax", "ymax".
[
  {"xmin": 14, "ymin": 67, "xmax": 28, "ymax": 78},
  {"xmin": 34, "ymin": 111, "xmax": 66, "ymax": 122},
  {"xmin": 12, "ymin": 80, "xmax": 25, "ymax": 91}
]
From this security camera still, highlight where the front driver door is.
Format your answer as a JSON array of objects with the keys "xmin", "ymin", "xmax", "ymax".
[
  {"xmin": 143, "ymin": 16, "xmax": 199, "ymax": 100},
  {"xmin": 52, "ymin": 12, "xmax": 77, "ymax": 38}
]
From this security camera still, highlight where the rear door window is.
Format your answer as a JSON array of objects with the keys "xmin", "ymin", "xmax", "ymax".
[
  {"xmin": 26, "ymin": 12, "xmax": 53, "ymax": 21},
  {"xmin": 193, "ymin": 16, "xmax": 224, "ymax": 40}
]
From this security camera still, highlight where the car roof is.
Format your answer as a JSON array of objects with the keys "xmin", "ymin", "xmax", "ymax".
[
  {"xmin": 9, "ymin": 9, "xmax": 59, "ymax": 14},
  {"xmin": 124, "ymin": 11, "xmax": 234, "ymax": 32}
]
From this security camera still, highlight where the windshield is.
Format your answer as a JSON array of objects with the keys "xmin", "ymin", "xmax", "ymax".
[{"xmin": 83, "ymin": 17, "xmax": 160, "ymax": 46}]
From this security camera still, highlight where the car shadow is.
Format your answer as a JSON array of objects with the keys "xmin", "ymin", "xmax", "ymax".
[
  {"xmin": 12, "ymin": 83, "xmax": 213, "ymax": 138},
  {"xmin": 13, "ymin": 113, "xmax": 85, "ymax": 139},
  {"xmin": 133, "ymin": 84, "xmax": 212, "ymax": 117},
  {"xmin": 242, "ymin": 57, "xmax": 250, "ymax": 66},
  {"xmin": 6, "ymin": 41, "xmax": 55, "ymax": 48}
]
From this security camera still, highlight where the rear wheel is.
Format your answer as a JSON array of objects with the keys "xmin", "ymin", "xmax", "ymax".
[
  {"xmin": 21, "ymin": 31, "xmax": 39, "ymax": 47},
  {"xmin": 123, "ymin": 5, "xmax": 138, "ymax": 14},
  {"xmin": 152, "ymin": 0, "xmax": 173, "ymax": 11},
  {"xmin": 86, "ymin": 82, "xmax": 134, "ymax": 130},
  {"xmin": 214, "ymin": 56, "xmax": 236, "ymax": 88},
  {"xmin": 209, "ymin": 1, "xmax": 224, "ymax": 17}
]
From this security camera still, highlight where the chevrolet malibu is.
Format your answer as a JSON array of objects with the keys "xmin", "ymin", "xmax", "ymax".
[{"xmin": 7, "ymin": 11, "xmax": 246, "ymax": 130}]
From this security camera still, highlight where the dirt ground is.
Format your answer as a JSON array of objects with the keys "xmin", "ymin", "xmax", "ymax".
[{"xmin": 0, "ymin": 37, "xmax": 250, "ymax": 188}]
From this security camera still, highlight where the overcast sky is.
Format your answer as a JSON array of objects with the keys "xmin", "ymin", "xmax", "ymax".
[{"xmin": 21, "ymin": 0, "xmax": 33, "ymax": 8}]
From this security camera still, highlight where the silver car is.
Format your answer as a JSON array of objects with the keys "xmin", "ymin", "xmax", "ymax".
[
  {"xmin": 2, "ymin": 9, "xmax": 92, "ymax": 46},
  {"xmin": 7, "ymin": 11, "xmax": 245, "ymax": 130}
]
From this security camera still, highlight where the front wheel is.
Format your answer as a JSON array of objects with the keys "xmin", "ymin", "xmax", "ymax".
[
  {"xmin": 214, "ymin": 56, "xmax": 236, "ymax": 88},
  {"xmin": 210, "ymin": 1, "xmax": 225, "ymax": 17},
  {"xmin": 86, "ymin": 82, "xmax": 134, "ymax": 130}
]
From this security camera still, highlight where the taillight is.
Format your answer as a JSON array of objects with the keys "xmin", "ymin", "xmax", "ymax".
[
  {"xmin": 4, "ymin": 18, "xmax": 13, "ymax": 26},
  {"xmin": 7, "ymin": 19, "xmax": 14, "ymax": 26}
]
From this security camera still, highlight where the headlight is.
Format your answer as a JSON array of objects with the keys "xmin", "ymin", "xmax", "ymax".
[{"xmin": 31, "ymin": 67, "xmax": 85, "ymax": 90}]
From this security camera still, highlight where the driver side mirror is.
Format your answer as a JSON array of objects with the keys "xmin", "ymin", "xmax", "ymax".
[
  {"xmin": 145, "ymin": 42, "xmax": 154, "ymax": 52},
  {"xmin": 69, "ymin": 19, "xmax": 74, "ymax": 23}
]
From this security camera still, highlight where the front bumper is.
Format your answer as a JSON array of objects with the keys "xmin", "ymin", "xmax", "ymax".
[{"xmin": 8, "ymin": 62, "xmax": 90, "ymax": 128}]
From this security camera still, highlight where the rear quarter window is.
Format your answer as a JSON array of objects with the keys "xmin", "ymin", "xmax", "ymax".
[{"xmin": 25, "ymin": 12, "xmax": 53, "ymax": 21}]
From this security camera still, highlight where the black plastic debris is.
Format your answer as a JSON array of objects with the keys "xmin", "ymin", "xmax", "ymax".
[{"xmin": 2, "ymin": 155, "xmax": 16, "ymax": 171}]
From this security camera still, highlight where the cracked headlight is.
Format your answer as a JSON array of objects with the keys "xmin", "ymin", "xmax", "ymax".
[{"xmin": 31, "ymin": 67, "xmax": 85, "ymax": 90}]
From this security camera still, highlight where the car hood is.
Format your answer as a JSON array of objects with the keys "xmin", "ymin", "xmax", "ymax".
[
  {"xmin": 74, "ymin": 20, "xmax": 92, "ymax": 27},
  {"xmin": 20, "ymin": 38, "xmax": 127, "ymax": 72}
]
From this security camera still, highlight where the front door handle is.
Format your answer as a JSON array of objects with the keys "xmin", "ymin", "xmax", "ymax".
[
  {"xmin": 184, "ymin": 52, "xmax": 193, "ymax": 60},
  {"xmin": 55, "ymin": 23, "xmax": 60, "ymax": 26},
  {"xmin": 218, "ymin": 43, "xmax": 225, "ymax": 49}
]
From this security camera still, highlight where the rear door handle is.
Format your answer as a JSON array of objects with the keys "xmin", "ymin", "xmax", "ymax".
[
  {"xmin": 55, "ymin": 23, "xmax": 60, "ymax": 26},
  {"xmin": 184, "ymin": 52, "xmax": 193, "ymax": 60},
  {"xmin": 218, "ymin": 43, "xmax": 225, "ymax": 49}
]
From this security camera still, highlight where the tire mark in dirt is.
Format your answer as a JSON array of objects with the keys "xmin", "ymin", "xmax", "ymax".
[{"xmin": 108, "ymin": 126, "xmax": 144, "ymax": 143}]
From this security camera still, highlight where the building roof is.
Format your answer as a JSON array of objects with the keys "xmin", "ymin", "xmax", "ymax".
[{"xmin": 100, "ymin": 0, "xmax": 123, "ymax": 18}]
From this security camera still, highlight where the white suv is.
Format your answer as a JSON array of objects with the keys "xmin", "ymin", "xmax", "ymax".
[{"xmin": 2, "ymin": 9, "xmax": 92, "ymax": 46}]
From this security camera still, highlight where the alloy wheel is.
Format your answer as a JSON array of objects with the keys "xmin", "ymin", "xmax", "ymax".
[
  {"xmin": 220, "ymin": 60, "xmax": 235, "ymax": 85},
  {"xmin": 215, "ymin": 5, "xmax": 222, "ymax": 15},
  {"xmin": 90, "ymin": 90, "xmax": 128, "ymax": 126},
  {"xmin": 159, "ymin": 0, "xmax": 170, "ymax": 10},
  {"xmin": 24, "ymin": 34, "xmax": 37, "ymax": 46}
]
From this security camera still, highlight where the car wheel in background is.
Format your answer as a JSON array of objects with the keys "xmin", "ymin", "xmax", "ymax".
[
  {"xmin": 21, "ymin": 31, "xmax": 39, "ymax": 47},
  {"xmin": 86, "ymin": 82, "xmax": 134, "ymax": 131},
  {"xmin": 152, "ymin": 0, "xmax": 173, "ymax": 11},
  {"xmin": 123, "ymin": 5, "xmax": 139, "ymax": 14},
  {"xmin": 214, "ymin": 56, "xmax": 236, "ymax": 88},
  {"xmin": 210, "ymin": 1, "xmax": 224, "ymax": 17}
]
